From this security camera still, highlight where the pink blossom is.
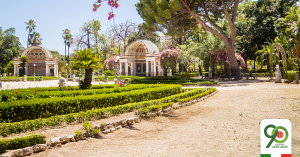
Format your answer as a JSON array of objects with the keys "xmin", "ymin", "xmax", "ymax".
[
  {"xmin": 15, "ymin": 92, "xmax": 18, "ymax": 94},
  {"xmin": 34, "ymin": 91, "xmax": 37, "ymax": 93}
]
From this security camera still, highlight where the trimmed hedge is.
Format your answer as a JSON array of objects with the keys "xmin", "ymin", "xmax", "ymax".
[
  {"xmin": 132, "ymin": 79, "xmax": 218, "ymax": 85},
  {"xmin": 0, "ymin": 85, "xmax": 182, "ymax": 122},
  {"xmin": 0, "ymin": 134, "xmax": 45, "ymax": 154},
  {"xmin": 0, "ymin": 84, "xmax": 163, "ymax": 102},
  {"xmin": 252, "ymin": 73, "xmax": 275, "ymax": 77},
  {"xmin": 0, "ymin": 87, "xmax": 209, "ymax": 136},
  {"xmin": 178, "ymin": 88, "xmax": 216, "ymax": 103},
  {"xmin": 135, "ymin": 102, "xmax": 174, "ymax": 115},
  {"xmin": 287, "ymin": 71, "xmax": 297, "ymax": 82},
  {"xmin": 177, "ymin": 72, "xmax": 200, "ymax": 77},
  {"xmin": 2, "ymin": 76, "xmax": 59, "ymax": 81}
]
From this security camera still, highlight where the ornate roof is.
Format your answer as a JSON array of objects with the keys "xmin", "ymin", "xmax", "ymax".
[
  {"xmin": 21, "ymin": 46, "xmax": 53, "ymax": 58},
  {"xmin": 125, "ymin": 40, "xmax": 159, "ymax": 55}
]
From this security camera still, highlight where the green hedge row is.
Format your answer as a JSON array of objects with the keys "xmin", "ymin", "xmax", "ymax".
[
  {"xmin": 177, "ymin": 72, "xmax": 200, "ymax": 77},
  {"xmin": 135, "ymin": 102, "xmax": 174, "ymax": 115},
  {"xmin": 0, "ymin": 84, "xmax": 116, "ymax": 94},
  {"xmin": 132, "ymin": 79, "xmax": 218, "ymax": 85},
  {"xmin": 252, "ymin": 73, "xmax": 275, "ymax": 77},
  {"xmin": 287, "ymin": 71, "xmax": 297, "ymax": 82},
  {"xmin": 2, "ymin": 76, "xmax": 59, "ymax": 81},
  {"xmin": 0, "ymin": 85, "xmax": 182, "ymax": 122},
  {"xmin": 0, "ymin": 88, "xmax": 209, "ymax": 136},
  {"xmin": 0, "ymin": 134, "xmax": 45, "ymax": 154},
  {"xmin": 0, "ymin": 84, "xmax": 163, "ymax": 102},
  {"xmin": 178, "ymin": 88, "xmax": 216, "ymax": 103}
]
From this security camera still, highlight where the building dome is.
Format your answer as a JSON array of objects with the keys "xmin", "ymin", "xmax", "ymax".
[
  {"xmin": 21, "ymin": 46, "xmax": 53, "ymax": 59},
  {"xmin": 125, "ymin": 40, "xmax": 159, "ymax": 56}
]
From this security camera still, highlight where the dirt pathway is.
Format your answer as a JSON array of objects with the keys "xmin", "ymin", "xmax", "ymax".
[{"xmin": 27, "ymin": 82, "xmax": 300, "ymax": 157}]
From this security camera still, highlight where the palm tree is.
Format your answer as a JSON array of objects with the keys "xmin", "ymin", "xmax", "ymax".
[
  {"xmin": 71, "ymin": 48, "xmax": 102, "ymax": 89},
  {"xmin": 66, "ymin": 34, "xmax": 73, "ymax": 64},
  {"xmin": 29, "ymin": 32, "xmax": 42, "ymax": 46},
  {"xmin": 19, "ymin": 56, "xmax": 29, "ymax": 76},
  {"xmin": 25, "ymin": 19, "xmax": 36, "ymax": 48},
  {"xmin": 62, "ymin": 29, "xmax": 70, "ymax": 61}
]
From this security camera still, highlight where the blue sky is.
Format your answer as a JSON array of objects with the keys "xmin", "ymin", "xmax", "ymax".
[{"xmin": 0, "ymin": 0, "xmax": 144, "ymax": 55}]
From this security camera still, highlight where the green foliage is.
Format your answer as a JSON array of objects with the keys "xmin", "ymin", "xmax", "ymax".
[
  {"xmin": 0, "ymin": 84, "xmax": 162, "ymax": 102},
  {"xmin": 0, "ymin": 85, "xmax": 181, "ymax": 122},
  {"xmin": 0, "ymin": 134, "xmax": 45, "ymax": 153},
  {"xmin": 29, "ymin": 32, "xmax": 42, "ymax": 46},
  {"xmin": 177, "ymin": 72, "xmax": 200, "ymax": 77},
  {"xmin": 0, "ymin": 87, "xmax": 209, "ymax": 136},
  {"xmin": 83, "ymin": 121, "xmax": 99, "ymax": 137},
  {"xmin": 19, "ymin": 56, "xmax": 29, "ymax": 76},
  {"xmin": 74, "ymin": 130, "xmax": 82, "ymax": 139},
  {"xmin": 0, "ymin": 27, "xmax": 23, "ymax": 74},
  {"xmin": 4, "ymin": 61, "xmax": 14, "ymax": 73},
  {"xmin": 286, "ymin": 71, "xmax": 297, "ymax": 82},
  {"xmin": 104, "ymin": 70, "xmax": 114, "ymax": 76},
  {"xmin": 132, "ymin": 77, "xmax": 217, "ymax": 85}
]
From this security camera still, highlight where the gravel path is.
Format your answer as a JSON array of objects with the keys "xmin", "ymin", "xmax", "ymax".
[{"xmin": 27, "ymin": 81, "xmax": 300, "ymax": 157}]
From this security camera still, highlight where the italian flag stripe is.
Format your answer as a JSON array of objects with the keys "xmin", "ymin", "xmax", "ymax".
[{"xmin": 260, "ymin": 154, "xmax": 292, "ymax": 157}]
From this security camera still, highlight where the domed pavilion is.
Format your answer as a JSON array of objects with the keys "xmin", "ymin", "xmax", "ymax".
[
  {"xmin": 13, "ymin": 46, "xmax": 58, "ymax": 77},
  {"xmin": 119, "ymin": 40, "xmax": 163, "ymax": 76}
]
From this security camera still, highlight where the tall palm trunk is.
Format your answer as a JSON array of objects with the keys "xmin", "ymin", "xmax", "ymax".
[
  {"xmin": 64, "ymin": 42, "xmax": 67, "ymax": 61},
  {"xmin": 82, "ymin": 68, "xmax": 93, "ymax": 89},
  {"xmin": 27, "ymin": 30, "xmax": 30, "ymax": 47}
]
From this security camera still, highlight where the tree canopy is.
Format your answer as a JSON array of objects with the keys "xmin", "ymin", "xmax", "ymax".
[{"xmin": 0, "ymin": 27, "xmax": 23, "ymax": 74}]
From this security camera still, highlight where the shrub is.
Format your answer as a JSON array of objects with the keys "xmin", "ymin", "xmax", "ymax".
[
  {"xmin": 177, "ymin": 72, "xmax": 200, "ymax": 77},
  {"xmin": 0, "ymin": 134, "xmax": 45, "ymax": 154},
  {"xmin": 0, "ymin": 84, "xmax": 163, "ymax": 102},
  {"xmin": 287, "ymin": 71, "xmax": 297, "ymax": 82},
  {"xmin": 0, "ymin": 85, "xmax": 182, "ymax": 122},
  {"xmin": 104, "ymin": 70, "xmax": 114, "ymax": 76},
  {"xmin": 0, "ymin": 87, "xmax": 211, "ymax": 136}
]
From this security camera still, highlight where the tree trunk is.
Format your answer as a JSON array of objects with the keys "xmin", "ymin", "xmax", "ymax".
[
  {"xmin": 65, "ymin": 43, "xmax": 67, "ymax": 61},
  {"xmin": 254, "ymin": 59, "xmax": 256, "ymax": 71},
  {"xmin": 27, "ymin": 31, "xmax": 30, "ymax": 48},
  {"xmin": 68, "ymin": 46, "xmax": 70, "ymax": 64},
  {"xmin": 198, "ymin": 64, "xmax": 202, "ymax": 75},
  {"xmin": 164, "ymin": 67, "xmax": 167, "ymax": 77},
  {"xmin": 179, "ymin": 63, "xmax": 183, "ymax": 73},
  {"xmin": 82, "ymin": 68, "xmax": 93, "ymax": 89},
  {"xmin": 226, "ymin": 44, "xmax": 241, "ymax": 79}
]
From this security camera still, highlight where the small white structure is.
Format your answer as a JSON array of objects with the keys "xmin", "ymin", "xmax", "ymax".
[
  {"xmin": 13, "ymin": 46, "xmax": 58, "ymax": 77},
  {"xmin": 119, "ymin": 40, "xmax": 163, "ymax": 77}
]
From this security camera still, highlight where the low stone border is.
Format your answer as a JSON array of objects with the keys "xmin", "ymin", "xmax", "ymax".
[{"xmin": 0, "ymin": 90, "xmax": 218, "ymax": 157}]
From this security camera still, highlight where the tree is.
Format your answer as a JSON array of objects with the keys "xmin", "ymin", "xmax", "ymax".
[
  {"xmin": 71, "ymin": 48, "xmax": 102, "ymax": 89},
  {"xmin": 4, "ymin": 61, "xmax": 14, "ymax": 74},
  {"xmin": 25, "ymin": 19, "xmax": 36, "ymax": 48},
  {"xmin": 160, "ymin": 49, "xmax": 179, "ymax": 76},
  {"xmin": 107, "ymin": 20, "xmax": 138, "ymax": 55},
  {"xmin": 62, "ymin": 29, "xmax": 71, "ymax": 61},
  {"xmin": 127, "ymin": 26, "xmax": 161, "ymax": 48},
  {"xmin": 19, "ymin": 56, "xmax": 29, "ymax": 76},
  {"xmin": 136, "ymin": 0, "xmax": 244, "ymax": 79},
  {"xmin": 0, "ymin": 27, "xmax": 23, "ymax": 74},
  {"xmin": 29, "ymin": 32, "xmax": 42, "ymax": 46},
  {"xmin": 75, "ymin": 20, "xmax": 101, "ymax": 51},
  {"xmin": 235, "ymin": 0, "xmax": 298, "ymax": 70}
]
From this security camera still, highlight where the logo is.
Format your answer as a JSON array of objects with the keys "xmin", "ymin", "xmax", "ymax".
[{"xmin": 261, "ymin": 119, "xmax": 291, "ymax": 157}]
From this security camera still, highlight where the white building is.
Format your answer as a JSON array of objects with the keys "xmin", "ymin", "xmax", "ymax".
[
  {"xmin": 160, "ymin": 33, "xmax": 171, "ymax": 45},
  {"xmin": 13, "ymin": 46, "xmax": 58, "ymax": 77},
  {"xmin": 118, "ymin": 40, "xmax": 163, "ymax": 77}
]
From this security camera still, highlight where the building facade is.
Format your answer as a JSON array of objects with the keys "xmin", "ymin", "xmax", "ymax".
[
  {"xmin": 119, "ymin": 40, "xmax": 163, "ymax": 76},
  {"xmin": 13, "ymin": 46, "xmax": 58, "ymax": 77}
]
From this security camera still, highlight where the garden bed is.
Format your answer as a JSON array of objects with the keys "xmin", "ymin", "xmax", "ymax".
[{"xmin": 132, "ymin": 76, "xmax": 218, "ymax": 85}]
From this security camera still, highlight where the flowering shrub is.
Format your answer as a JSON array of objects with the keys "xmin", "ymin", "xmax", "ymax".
[
  {"xmin": 105, "ymin": 56, "xmax": 117, "ymax": 70},
  {"xmin": 93, "ymin": 0, "xmax": 119, "ymax": 20},
  {"xmin": 235, "ymin": 53, "xmax": 246, "ymax": 69},
  {"xmin": 160, "ymin": 49, "xmax": 179, "ymax": 72}
]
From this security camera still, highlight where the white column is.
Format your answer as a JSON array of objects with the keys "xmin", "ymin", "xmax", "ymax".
[
  {"xmin": 25, "ymin": 64, "xmax": 28, "ymax": 76},
  {"xmin": 54, "ymin": 64, "xmax": 57, "ymax": 77},
  {"xmin": 46, "ymin": 64, "xmax": 49, "ymax": 76},
  {"xmin": 146, "ymin": 61, "xmax": 149, "ymax": 77},
  {"xmin": 14, "ymin": 64, "xmax": 17, "ymax": 76},
  {"xmin": 150, "ymin": 61, "xmax": 154, "ymax": 76},
  {"xmin": 130, "ymin": 62, "xmax": 133, "ymax": 76},
  {"xmin": 56, "ymin": 64, "xmax": 59, "ymax": 77},
  {"xmin": 119, "ymin": 62, "xmax": 122, "ymax": 75},
  {"xmin": 158, "ymin": 61, "xmax": 161, "ymax": 76},
  {"xmin": 125, "ymin": 62, "xmax": 128, "ymax": 76},
  {"xmin": 154, "ymin": 61, "xmax": 156, "ymax": 76}
]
